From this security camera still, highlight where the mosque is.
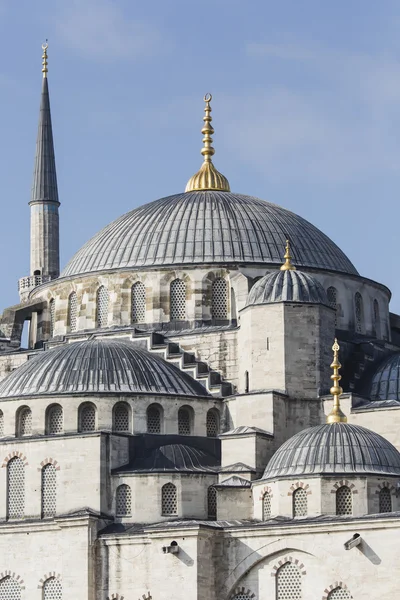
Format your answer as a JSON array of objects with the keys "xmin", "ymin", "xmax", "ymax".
[{"xmin": 0, "ymin": 44, "xmax": 400, "ymax": 600}]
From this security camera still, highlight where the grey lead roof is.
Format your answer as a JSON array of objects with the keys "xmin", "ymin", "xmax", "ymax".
[
  {"xmin": 61, "ymin": 191, "xmax": 358, "ymax": 277},
  {"xmin": 369, "ymin": 353, "xmax": 400, "ymax": 402},
  {"xmin": 118, "ymin": 443, "xmax": 219, "ymax": 473},
  {"xmin": 246, "ymin": 269, "xmax": 329, "ymax": 307},
  {"xmin": 262, "ymin": 423, "xmax": 400, "ymax": 479},
  {"xmin": 0, "ymin": 339, "xmax": 209, "ymax": 399},
  {"xmin": 31, "ymin": 76, "xmax": 59, "ymax": 205}
]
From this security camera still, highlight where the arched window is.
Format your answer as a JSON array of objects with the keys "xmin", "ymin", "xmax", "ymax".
[
  {"xmin": 231, "ymin": 594, "xmax": 252, "ymax": 600},
  {"xmin": 212, "ymin": 278, "xmax": 228, "ymax": 319},
  {"xmin": 116, "ymin": 483, "xmax": 132, "ymax": 517},
  {"xmin": 0, "ymin": 576, "xmax": 21, "ymax": 600},
  {"xmin": 113, "ymin": 402, "xmax": 130, "ymax": 432},
  {"xmin": 327, "ymin": 286, "xmax": 338, "ymax": 325},
  {"xmin": 17, "ymin": 406, "xmax": 32, "ymax": 437},
  {"xmin": 292, "ymin": 488, "xmax": 307, "ymax": 517},
  {"xmin": 49, "ymin": 298, "xmax": 55, "ymax": 337},
  {"xmin": 41, "ymin": 463, "xmax": 57, "ymax": 518},
  {"xmin": 170, "ymin": 278, "xmax": 186, "ymax": 321},
  {"xmin": 46, "ymin": 404, "xmax": 63, "ymax": 435},
  {"xmin": 206, "ymin": 409, "xmax": 219, "ymax": 437},
  {"xmin": 373, "ymin": 299, "xmax": 380, "ymax": 338},
  {"xmin": 68, "ymin": 292, "xmax": 78, "ymax": 332},
  {"xmin": 379, "ymin": 487, "xmax": 392, "ymax": 513},
  {"xmin": 262, "ymin": 491, "xmax": 271, "ymax": 520},
  {"xmin": 161, "ymin": 482, "xmax": 177, "ymax": 515},
  {"xmin": 147, "ymin": 404, "xmax": 162, "ymax": 433},
  {"xmin": 7, "ymin": 457, "xmax": 25, "ymax": 519},
  {"xmin": 336, "ymin": 485, "xmax": 352, "ymax": 515},
  {"xmin": 327, "ymin": 587, "xmax": 351, "ymax": 599},
  {"xmin": 78, "ymin": 402, "xmax": 96, "ymax": 432},
  {"xmin": 276, "ymin": 561, "xmax": 302, "ymax": 599},
  {"xmin": 131, "ymin": 281, "xmax": 146, "ymax": 323},
  {"xmin": 0, "ymin": 410, "xmax": 3, "ymax": 437},
  {"xmin": 178, "ymin": 407, "xmax": 191, "ymax": 435},
  {"xmin": 207, "ymin": 485, "xmax": 217, "ymax": 519},
  {"xmin": 96, "ymin": 285, "xmax": 109, "ymax": 328},
  {"xmin": 355, "ymin": 292, "xmax": 363, "ymax": 333},
  {"xmin": 43, "ymin": 577, "xmax": 62, "ymax": 599}
]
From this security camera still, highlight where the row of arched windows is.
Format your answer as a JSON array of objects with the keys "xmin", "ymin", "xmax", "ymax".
[
  {"xmin": 6, "ymin": 457, "xmax": 56, "ymax": 520},
  {"xmin": 0, "ymin": 575, "xmax": 62, "ymax": 600},
  {"xmin": 326, "ymin": 286, "xmax": 384, "ymax": 337},
  {"xmin": 0, "ymin": 404, "xmax": 220, "ymax": 438}
]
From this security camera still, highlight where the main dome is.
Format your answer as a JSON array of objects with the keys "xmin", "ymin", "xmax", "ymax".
[{"xmin": 61, "ymin": 191, "xmax": 358, "ymax": 277}]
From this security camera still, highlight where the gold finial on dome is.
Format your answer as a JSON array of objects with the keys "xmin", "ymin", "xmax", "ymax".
[
  {"xmin": 42, "ymin": 41, "xmax": 48, "ymax": 78},
  {"xmin": 327, "ymin": 339, "xmax": 347, "ymax": 424},
  {"xmin": 280, "ymin": 239, "xmax": 296, "ymax": 271},
  {"xmin": 185, "ymin": 93, "xmax": 231, "ymax": 193}
]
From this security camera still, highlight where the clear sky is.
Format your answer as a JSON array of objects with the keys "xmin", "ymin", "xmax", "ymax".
[{"xmin": 1, "ymin": 0, "xmax": 399, "ymax": 311}]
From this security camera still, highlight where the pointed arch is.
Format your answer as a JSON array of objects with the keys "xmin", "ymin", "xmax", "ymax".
[
  {"xmin": 116, "ymin": 483, "xmax": 132, "ymax": 517},
  {"xmin": 147, "ymin": 403, "xmax": 163, "ymax": 434},
  {"xmin": 206, "ymin": 408, "xmax": 220, "ymax": 437},
  {"xmin": 41, "ymin": 463, "xmax": 57, "ymax": 518},
  {"xmin": 276, "ymin": 561, "xmax": 302, "ymax": 599},
  {"xmin": 336, "ymin": 485, "xmax": 352, "ymax": 515},
  {"xmin": 78, "ymin": 402, "xmax": 97, "ymax": 432},
  {"xmin": 292, "ymin": 487, "xmax": 307, "ymax": 517},
  {"xmin": 131, "ymin": 281, "xmax": 146, "ymax": 323},
  {"xmin": 212, "ymin": 277, "xmax": 228, "ymax": 320},
  {"xmin": 16, "ymin": 405, "xmax": 32, "ymax": 437},
  {"xmin": 161, "ymin": 482, "xmax": 177, "ymax": 515},
  {"xmin": 43, "ymin": 576, "xmax": 63, "ymax": 598},
  {"xmin": 170, "ymin": 278, "xmax": 186, "ymax": 321},
  {"xmin": 112, "ymin": 402, "xmax": 131, "ymax": 433},
  {"xmin": 7, "ymin": 456, "xmax": 25, "ymax": 519},
  {"xmin": 379, "ymin": 487, "xmax": 392, "ymax": 513},
  {"xmin": 46, "ymin": 404, "xmax": 63, "ymax": 435},
  {"xmin": 0, "ymin": 575, "xmax": 22, "ymax": 599},
  {"xmin": 96, "ymin": 285, "xmax": 109, "ymax": 328}
]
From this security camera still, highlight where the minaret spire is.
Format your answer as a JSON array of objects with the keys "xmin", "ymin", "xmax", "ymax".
[
  {"xmin": 280, "ymin": 239, "xmax": 296, "ymax": 271},
  {"xmin": 326, "ymin": 339, "xmax": 347, "ymax": 424}
]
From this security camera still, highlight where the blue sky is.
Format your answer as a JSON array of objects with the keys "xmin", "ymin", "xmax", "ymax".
[{"xmin": 1, "ymin": 0, "xmax": 400, "ymax": 310}]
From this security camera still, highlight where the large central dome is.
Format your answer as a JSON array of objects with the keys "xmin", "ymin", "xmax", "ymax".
[{"xmin": 61, "ymin": 191, "xmax": 358, "ymax": 278}]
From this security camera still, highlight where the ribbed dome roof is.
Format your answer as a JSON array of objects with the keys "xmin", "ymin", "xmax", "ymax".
[
  {"xmin": 262, "ymin": 423, "xmax": 400, "ymax": 479},
  {"xmin": 246, "ymin": 269, "xmax": 329, "ymax": 307},
  {"xmin": 61, "ymin": 192, "xmax": 358, "ymax": 277},
  {"xmin": 126, "ymin": 443, "xmax": 219, "ymax": 472},
  {"xmin": 0, "ymin": 339, "xmax": 209, "ymax": 399},
  {"xmin": 369, "ymin": 353, "xmax": 400, "ymax": 402}
]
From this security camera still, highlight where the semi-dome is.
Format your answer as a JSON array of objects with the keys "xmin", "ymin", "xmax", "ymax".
[
  {"xmin": 369, "ymin": 353, "xmax": 400, "ymax": 402},
  {"xmin": 246, "ymin": 269, "xmax": 329, "ymax": 307},
  {"xmin": 124, "ymin": 443, "xmax": 219, "ymax": 473},
  {"xmin": 61, "ymin": 191, "xmax": 358, "ymax": 278},
  {"xmin": 262, "ymin": 423, "xmax": 400, "ymax": 479},
  {"xmin": 0, "ymin": 339, "xmax": 209, "ymax": 399}
]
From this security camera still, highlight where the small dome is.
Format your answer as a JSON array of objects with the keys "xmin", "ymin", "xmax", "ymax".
[
  {"xmin": 369, "ymin": 353, "xmax": 400, "ymax": 402},
  {"xmin": 262, "ymin": 423, "xmax": 400, "ymax": 479},
  {"xmin": 246, "ymin": 269, "xmax": 329, "ymax": 307},
  {"xmin": 0, "ymin": 339, "xmax": 209, "ymax": 399}
]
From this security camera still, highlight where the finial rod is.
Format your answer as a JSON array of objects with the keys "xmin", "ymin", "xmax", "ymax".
[
  {"xmin": 280, "ymin": 239, "xmax": 296, "ymax": 271},
  {"xmin": 327, "ymin": 338, "xmax": 347, "ymax": 424},
  {"xmin": 42, "ymin": 40, "xmax": 48, "ymax": 78}
]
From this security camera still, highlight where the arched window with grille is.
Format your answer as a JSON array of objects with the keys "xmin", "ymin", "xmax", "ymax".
[
  {"xmin": 276, "ymin": 561, "xmax": 302, "ymax": 599},
  {"xmin": 113, "ymin": 402, "xmax": 130, "ymax": 432},
  {"xmin": 212, "ymin": 278, "xmax": 228, "ymax": 320},
  {"xmin": 46, "ymin": 404, "xmax": 63, "ymax": 435},
  {"xmin": 262, "ymin": 491, "xmax": 271, "ymax": 520},
  {"xmin": 327, "ymin": 586, "xmax": 351, "ymax": 599},
  {"xmin": 68, "ymin": 292, "xmax": 78, "ymax": 332},
  {"xmin": 207, "ymin": 485, "xmax": 217, "ymax": 519},
  {"xmin": 161, "ymin": 482, "xmax": 177, "ymax": 515},
  {"xmin": 206, "ymin": 409, "xmax": 219, "ymax": 437},
  {"xmin": 116, "ymin": 483, "xmax": 132, "ymax": 517},
  {"xmin": 178, "ymin": 407, "xmax": 192, "ymax": 435},
  {"xmin": 292, "ymin": 487, "xmax": 307, "ymax": 517},
  {"xmin": 170, "ymin": 278, "xmax": 186, "ymax": 321},
  {"xmin": 231, "ymin": 593, "xmax": 253, "ymax": 600},
  {"xmin": 0, "ymin": 576, "xmax": 21, "ymax": 600},
  {"xmin": 7, "ymin": 457, "xmax": 25, "ymax": 519},
  {"xmin": 147, "ymin": 404, "xmax": 162, "ymax": 433},
  {"xmin": 78, "ymin": 402, "xmax": 97, "ymax": 432},
  {"xmin": 96, "ymin": 285, "xmax": 109, "ymax": 328},
  {"xmin": 131, "ymin": 281, "xmax": 146, "ymax": 323},
  {"xmin": 43, "ymin": 576, "xmax": 63, "ymax": 599},
  {"xmin": 354, "ymin": 292, "xmax": 363, "ymax": 333},
  {"xmin": 373, "ymin": 299, "xmax": 380, "ymax": 338},
  {"xmin": 0, "ymin": 410, "xmax": 3, "ymax": 437},
  {"xmin": 17, "ymin": 406, "xmax": 32, "ymax": 437},
  {"xmin": 327, "ymin": 286, "xmax": 338, "ymax": 325},
  {"xmin": 41, "ymin": 463, "xmax": 57, "ymax": 518},
  {"xmin": 379, "ymin": 487, "xmax": 392, "ymax": 513},
  {"xmin": 336, "ymin": 485, "xmax": 352, "ymax": 515},
  {"xmin": 49, "ymin": 298, "xmax": 55, "ymax": 337}
]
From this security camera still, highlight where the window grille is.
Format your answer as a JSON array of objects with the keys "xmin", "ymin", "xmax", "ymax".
[
  {"xmin": 231, "ymin": 594, "xmax": 252, "ymax": 600},
  {"xmin": 327, "ymin": 587, "xmax": 351, "ymax": 599},
  {"xmin": 336, "ymin": 486, "xmax": 352, "ymax": 515},
  {"xmin": 132, "ymin": 281, "xmax": 146, "ymax": 323},
  {"xmin": 207, "ymin": 485, "xmax": 217, "ymax": 519},
  {"xmin": 178, "ymin": 408, "xmax": 191, "ymax": 435},
  {"xmin": 0, "ymin": 576, "xmax": 21, "ymax": 600},
  {"xmin": 373, "ymin": 299, "xmax": 380, "ymax": 338},
  {"xmin": 276, "ymin": 562, "xmax": 302, "ymax": 600},
  {"xmin": 113, "ymin": 403, "xmax": 130, "ymax": 432},
  {"xmin": 327, "ymin": 286, "xmax": 337, "ymax": 325},
  {"xmin": 7, "ymin": 457, "xmax": 25, "ymax": 519},
  {"xmin": 43, "ymin": 577, "xmax": 63, "ymax": 599},
  {"xmin": 19, "ymin": 407, "xmax": 32, "ymax": 436},
  {"xmin": 41, "ymin": 464, "xmax": 57, "ymax": 518},
  {"xmin": 49, "ymin": 298, "xmax": 55, "ymax": 337},
  {"xmin": 147, "ymin": 405, "xmax": 161, "ymax": 433},
  {"xmin": 96, "ymin": 286, "xmax": 109, "ymax": 328},
  {"xmin": 161, "ymin": 482, "xmax": 177, "ymax": 515},
  {"xmin": 47, "ymin": 404, "xmax": 63, "ymax": 434},
  {"xmin": 206, "ymin": 409, "xmax": 219, "ymax": 437},
  {"xmin": 212, "ymin": 278, "xmax": 228, "ymax": 319},
  {"xmin": 262, "ymin": 492, "xmax": 271, "ymax": 520},
  {"xmin": 292, "ymin": 488, "xmax": 307, "ymax": 517},
  {"xmin": 170, "ymin": 279, "xmax": 186, "ymax": 321},
  {"xmin": 379, "ymin": 487, "xmax": 392, "ymax": 513},
  {"xmin": 68, "ymin": 292, "xmax": 78, "ymax": 332},
  {"xmin": 0, "ymin": 410, "xmax": 3, "ymax": 436},
  {"xmin": 355, "ymin": 292, "xmax": 363, "ymax": 333},
  {"xmin": 79, "ymin": 403, "xmax": 96, "ymax": 432},
  {"xmin": 116, "ymin": 483, "xmax": 132, "ymax": 516}
]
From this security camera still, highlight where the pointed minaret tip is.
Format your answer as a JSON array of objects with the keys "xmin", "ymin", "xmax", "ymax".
[
  {"xmin": 42, "ymin": 41, "xmax": 48, "ymax": 78},
  {"xmin": 326, "ymin": 338, "xmax": 347, "ymax": 424},
  {"xmin": 280, "ymin": 239, "xmax": 296, "ymax": 271}
]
